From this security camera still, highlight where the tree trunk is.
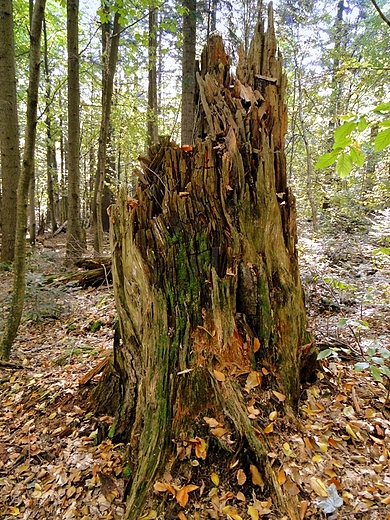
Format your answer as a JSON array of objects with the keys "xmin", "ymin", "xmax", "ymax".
[
  {"xmin": 147, "ymin": 5, "xmax": 158, "ymax": 148},
  {"xmin": 92, "ymin": 7, "xmax": 121, "ymax": 255},
  {"xmin": 0, "ymin": 0, "xmax": 20, "ymax": 263},
  {"xmin": 93, "ymin": 5, "xmax": 314, "ymax": 519},
  {"xmin": 66, "ymin": 0, "xmax": 84, "ymax": 262},
  {"xmin": 181, "ymin": 0, "xmax": 196, "ymax": 146},
  {"xmin": 0, "ymin": 0, "xmax": 46, "ymax": 360}
]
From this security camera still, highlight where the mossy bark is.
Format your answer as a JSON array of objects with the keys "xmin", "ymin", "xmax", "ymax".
[{"xmin": 93, "ymin": 4, "xmax": 314, "ymax": 519}]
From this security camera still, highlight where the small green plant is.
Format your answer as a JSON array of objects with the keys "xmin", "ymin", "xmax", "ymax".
[{"xmin": 354, "ymin": 340, "xmax": 390, "ymax": 383}]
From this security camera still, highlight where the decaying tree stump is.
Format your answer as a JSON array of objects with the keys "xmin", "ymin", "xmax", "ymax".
[{"xmin": 93, "ymin": 5, "xmax": 314, "ymax": 519}]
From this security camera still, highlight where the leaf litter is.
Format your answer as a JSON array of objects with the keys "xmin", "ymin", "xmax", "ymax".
[{"xmin": 0, "ymin": 215, "xmax": 390, "ymax": 519}]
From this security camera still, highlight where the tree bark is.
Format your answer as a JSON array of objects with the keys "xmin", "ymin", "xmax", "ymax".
[
  {"xmin": 147, "ymin": 5, "xmax": 158, "ymax": 148},
  {"xmin": 93, "ymin": 5, "xmax": 314, "ymax": 519},
  {"xmin": 0, "ymin": 0, "xmax": 46, "ymax": 360},
  {"xmin": 92, "ymin": 6, "xmax": 121, "ymax": 255},
  {"xmin": 0, "ymin": 0, "xmax": 20, "ymax": 263},
  {"xmin": 181, "ymin": 0, "xmax": 196, "ymax": 146},
  {"xmin": 66, "ymin": 0, "xmax": 84, "ymax": 262}
]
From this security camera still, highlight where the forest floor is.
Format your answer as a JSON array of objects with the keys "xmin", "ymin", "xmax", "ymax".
[{"xmin": 1, "ymin": 209, "xmax": 390, "ymax": 520}]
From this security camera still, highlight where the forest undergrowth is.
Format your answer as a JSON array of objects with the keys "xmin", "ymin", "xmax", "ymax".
[{"xmin": 0, "ymin": 210, "xmax": 390, "ymax": 520}]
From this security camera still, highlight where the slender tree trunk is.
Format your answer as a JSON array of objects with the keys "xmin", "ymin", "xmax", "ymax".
[
  {"xmin": 43, "ymin": 16, "xmax": 58, "ymax": 233},
  {"xmin": 0, "ymin": 0, "xmax": 46, "ymax": 360},
  {"xmin": 93, "ymin": 7, "xmax": 314, "ymax": 519},
  {"xmin": 181, "ymin": 0, "xmax": 196, "ymax": 146},
  {"xmin": 0, "ymin": 0, "xmax": 20, "ymax": 263},
  {"xmin": 66, "ymin": 0, "xmax": 84, "ymax": 262},
  {"xmin": 93, "ymin": 8, "xmax": 121, "ymax": 255},
  {"xmin": 147, "ymin": 5, "xmax": 158, "ymax": 147}
]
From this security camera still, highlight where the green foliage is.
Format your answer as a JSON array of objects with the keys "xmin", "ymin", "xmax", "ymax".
[{"xmin": 354, "ymin": 341, "xmax": 390, "ymax": 383}]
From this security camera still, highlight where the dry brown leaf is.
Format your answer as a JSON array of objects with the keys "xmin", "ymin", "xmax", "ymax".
[
  {"xmin": 284, "ymin": 477, "xmax": 300, "ymax": 496},
  {"xmin": 210, "ymin": 427, "xmax": 227, "ymax": 437},
  {"xmin": 213, "ymin": 369, "xmax": 225, "ymax": 382},
  {"xmin": 237, "ymin": 469, "xmax": 247, "ymax": 486},
  {"xmin": 249, "ymin": 465, "xmax": 264, "ymax": 488},
  {"xmin": 138, "ymin": 510, "xmax": 157, "ymax": 520},
  {"xmin": 177, "ymin": 513, "xmax": 187, "ymax": 520},
  {"xmin": 381, "ymin": 494, "xmax": 390, "ymax": 505},
  {"xmin": 220, "ymin": 491, "xmax": 234, "ymax": 504},
  {"xmin": 247, "ymin": 505, "xmax": 259, "ymax": 520},
  {"xmin": 269, "ymin": 411, "xmax": 277, "ymax": 421},
  {"xmin": 176, "ymin": 487, "xmax": 189, "ymax": 507},
  {"xmin": 263, "ymin": 422, "xmax": 274, "ymax": 434},
  {"xmin": 309, "ymin": 477, "xmax": 328, "ymax": 497},
  {"xmin": 299, "ymin": 500, "xmax": 309, "ymax": 519},
  {"xmin": 153, "ymin": 481, "xmax": 168, "ymax": 492},
  {"xmin": 253, "ymin": 337, "xmax": 260, "ymax": 353},
  {"xmin": 245, "ymin": 371, "xmax": 262, "ymax": 391},
  {"xmin": 261, "ymin": 367, "xmax": 269, "ymax": 375},
  {"xmin": 272, "ymin": 390, "xmax": 286, "ymax": 402},
  {"xmin": 204, "ymin": 417, "xmax": 220, "ymax": 428},
  {"xmin": 277, "ymin": 469, "xmax": 286, "ymax": 485},
  {"xmin": 221, "ymin": 506, "xmax": 242, "ymax": 520},
  {"xmin": 236, "ymin": 491, "xmax": 246, "ymax": 501}
]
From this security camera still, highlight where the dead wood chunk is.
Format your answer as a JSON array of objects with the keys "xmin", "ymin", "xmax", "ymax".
[{"xmin": 78, "ymin": 357, "xmax": 110, "ymax": 387}]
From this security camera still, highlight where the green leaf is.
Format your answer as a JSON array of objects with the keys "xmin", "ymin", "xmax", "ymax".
[
  {"xmin": 370, "ymin": 365, "xmax": 382, "ymax": 382},
  {"xmin": 357, "ymin": 116, "xmax": 368, "ymax": 132},
  {"xmin": 336, "ymin": 152, "xmax": 353, "ymax": 178},
  {"xmin": 337, "ymin": 317, "xmax": 348, "ymax": 328},
  {"xmin": 374, "ymin": 247, "xmax": 390, "ymax": 255},
  {"xmin": 332, "ymin": 137, "xmax": 352, "ymax": 150},
  {"xmin": 317, "ymin": 349, "xmax": 332, "ymax": 360},
  {"xmin": 381, "ymin": 366, "xmax": 390, "ymax": 379},
  {"xmin": 349, "ymin": 146, "xmax": 365, "ymax": 167},
  {"xmin": 315, "ymin": 150, "xmax": 340, "ymax": 170},
  {"xmin": 372, "ymin": 356, "xmax": 385, "ymax": 366},
  {"xmin": 367, "ymin": 345, "xmax": 376, "ymax": 358},
  {"xmin": 374, "ymin": 128, "xmax": 390, "ymax": 151},
  {"xmin": 380, "ymin": 348, "xmax": 390, "ymax": 359},
  {"xmin": 379, "ymin": 119, "xmax": 390, "ymax": 128},
  {"xmin": 374, "ymin": 102, "xmax": 390, "ymax": 113},
  {"xmin": 354, "ymin": 362, "xmax": 370, "ymax": 372},
  {"xmin": 334, "ymin": 121, "xmax": 357, "ymax": 143}
]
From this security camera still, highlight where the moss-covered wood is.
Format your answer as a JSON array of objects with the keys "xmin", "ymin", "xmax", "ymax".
[{"xmin": 92, "ymin": 4, "xmax": 314, "ymax": 519}]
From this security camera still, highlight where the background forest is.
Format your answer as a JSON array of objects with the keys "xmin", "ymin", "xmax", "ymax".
[{"xmin": 1, "ymin": 0, "xmax": 389, "ymax": 254}]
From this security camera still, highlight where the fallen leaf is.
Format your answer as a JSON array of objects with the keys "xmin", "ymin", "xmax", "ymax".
[
  {"xmin": 250, "ymin": 465, "xmax": 264, "ymax": 488},
  {"xmin": 282, "ymin": 442, "xmax": 294, "ymax": 457},
  {"xmin": 272, "ymin": 390, "xmax": 286, "ymax": 402},
  {"xmin": 176, "ymin": 487, "xmax": 189, "ymax": 507},
  {"xmin": 178, "ymin": 512, "xmax": 187, "ymax": 520},
  {"xmin": 309, "ymin": 477, "xmax": 328, "ymax": 497},
  {"xmin": 210, "ymin": 427, "xmax": 227, "ymax": 437},
  {"xmin": 236, "ymin": 491, "xmax": 246, "ymax": 501},
  {"xmin": 221, "ymin": 506, "xmax": 243, "ymax": 520},
  {"xmin": 278, "ymin": 469, "xmax": 286, "ymax": 485},
  {"xmin": 269, "ymin": 411, "xmax": 278, "ymax": 421},
  {"xmin": 253, "ymin": 337, "xmax": 260, "ymax": 352},
  {"xmin": 245, "ymin": 371, "xmax": 262, "ymax": 391},
  {"xmin": 314, "ymin": 483, "xmax": 343, "ymax": 513},
  {"xmin": 7, "ymin": 507, "xmax": 20, "ymax": 516},
  {"xmin": 237, "ymin": 469, "xmax": 246, "ymax": 486},
  {"xmin": 154, "ymin": 481, "xmax": 169, "ymax": 492},
  {"xmin": 247, "ymin": 505, "xmax": 259, "ymax": 520},
  {"xmin": 381, "ymin": 495, "xmax": 390, "ymax": 505},
  {"xmin": 138, "ymin": 510, "xmax": 157, "ymax": 520},
  {"xmin": 284, "ymin": 477, "xmax": 300, "ymax": 496},
  {"xmin": 299, "ymin": 500, "xmax": 309, "ymax": 519},
  {"xmin": 264, "ymin": 422, "xmax": 274, "ymax": 434},
  {"xmin": 213, "ymin": 369, "xmax": 225, "ymax": 382},
  {"xmin": 204, "ymin": 417, "xmax": 220, "ymax": 428},
  {"xmin": 211, "ymin": 472, "xmax": 219, "ymax": 486}
]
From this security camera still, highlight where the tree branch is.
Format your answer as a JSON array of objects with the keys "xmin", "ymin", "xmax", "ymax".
[{"xmin": 370, "ymin": 0, "xmax": 390, "ymax": 28}]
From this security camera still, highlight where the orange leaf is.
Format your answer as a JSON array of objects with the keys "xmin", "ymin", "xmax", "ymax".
[
  {"xmin": 211, "ymin": 472, "xmax": 219, "ymax": 486},
  {"xmin": 299, "ymin": 500, "xmax": 309, "ymax": 519},
  {"xmin": 249, "ymin": 465, "xmax": 264, "ymax": 488},
  {"xmin": 236, "ymin": 491, "xmax": 246, "ymax": 501},
  {"xmin": 176, "ymin": 487, "xmax": 189, "ymax": 507},
  {"xmin": 213, "ymin": 369, "xmax": 225, "ymax": 381},
  {"xmin": 309, "ymin": 477, "xmax": 328, "ymax": 497},
  {"xmin": 237, "ymin": 469, "xmax": 246, "ymax": 486},
  {"xmin": 272, "ymin": 390, "xmax": 286, "ymax": 402},
  {"xmin": 253, "ymin": 337, "xmax": 260, "ymax": 353},
  {"xmin": 185, "ymin": 484, "xmax": 199, "ymax": 492},
  {"xmin": 263, "ymin": 422, "xmax": 274, "ymax": 434},
  {"xmin": 277, "ymin": 469, "xmax": 286, "ymax": 485},
  {"xmin": 154, "ymin": 481, "xmax": 169, "ymax": 492},
  {"xmin": 178, "ymin": 512, "xmax": 187, "ymax": 520}
]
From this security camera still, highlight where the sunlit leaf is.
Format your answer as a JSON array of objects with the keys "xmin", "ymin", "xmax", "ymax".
[
  {"xmin": 349, "ymin": 146, "xmax": 365, "ymax": 167},
  {"xmin": 263, "ymin": 422, "xmax": 274, "ymax": 434},
  {"xmin": 374, "ymin": 102, "xmax": 390, "ymax": 113},
  {"xmin": 211, "ymin": 427, "xmax": 228, "ymax": 437},
  {"xmin": 253, "ymin": 337, "xmax": 260, "ymax": 352},
  {"xmin": 213, "ymin": 369, "xmax": 225, "ymax": 382},
  {"xmin": 211, "ymin": 472, "xmax": 219, "ymax": 486},
  {"xmin": 245, "ymin": 371, "xmax": 262, "ymax": 391},
  {"xmin": 282, "ymin": 442, "xmax": 294, "ymax": 456},
  {"xmin": 221, "ymin": 506, "xmax": 243, "ymax": 520},
  {"xmin": 334, "ymin": 121, "xmax": 357, "ymax": 142},
  {"xmin": 154, "ymin": 481, "xmax": 169, "ymax": 493},
  {"xmin": 269, "ymin": 411, "xmax": 277, "ymax": 421},
  {"xmin": 315, "ymin": 150, "xmax": 340, "ymax": 169},
  {"xmin": 236, "ymin": 469, "xmax": 246, "ymax": 485},
  {"xmin": 7, "ymin": 507, "xmax": 20, "ymax": 516},
  {"xmin": 277, "ymin": 469, "xmax": 286, "ymax": 485},
  {"xmin": 309, "ymin": 477, "xmax": 328, "ymax": 497},
  {"xmin": 357, "ymin": 116, "xmax": 368, "ymax": 131},
  {"xmin": 237, "ymin": 491, "xmax": 246, "ymax": 501},
  {"xmin": 272, "ymin": 390, "xmax": 286, "ymax": 402},
  {"xmin": 374, "ymin": 128, "xmax": 390, "ymax": 151},
  {"xmin": 247, "ymin": 505, "xmax": 259, "ymax": 520},
  {"xmin": 299, "ymin": 500, "xmax": 309, "ymax": 520},
  {"xmin": 176, "ymin": 487, "xmax": 189, "ymax": 507},
  {"xmin": 345, "ymin": 423, "xmax": 358, "ymax": 440},
  {"xmin": 204, "ymin": 417, "xmax": 220, "ymax": 428},
  {"xmin": 336, "ymin": 152, "xmax": 353, "ymax": 178},
  {"xmin": 250, "ymin": 465, "xmax": 264, "ymax": 487},
  {"xmin": 314, "ymin": 483, "xmax": 343, "ymax": 513}
]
